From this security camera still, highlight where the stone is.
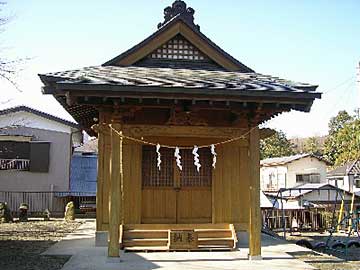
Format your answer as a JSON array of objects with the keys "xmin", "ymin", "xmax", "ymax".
[
  {"xmin": 0, "ymin": 202, "xmax": 13, "ymax": 223},
  {"xmin": 43, "ymin": 208, "xmax": 51, "ymax": 221},
  {"xmin": 65, "ymin": 201, "xmax": 75, "ymax": 222},
  {"xmin": 18, "ymin": 203, "xmax": 29, "ymax": 222}
]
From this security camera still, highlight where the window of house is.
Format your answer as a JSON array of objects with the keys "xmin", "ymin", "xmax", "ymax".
[
  {"xmin": 296, "ymin": 173, "xmax": 321, "ymax": 183},
  {"xmin": 0, "ymin": 141, "xmax": 50, "ymax": 172},
  {"xmin": 355, "ymin": 177, "xmax": 360, "ymax": 189},
  {"xmin": 267, "ymin": 172, "xmax": 277, "ymax": 190}
]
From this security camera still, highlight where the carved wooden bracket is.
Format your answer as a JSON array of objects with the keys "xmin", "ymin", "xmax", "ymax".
[{"xmin": 166, "ymin": 109, "xmax": 208, "ymax": 126}]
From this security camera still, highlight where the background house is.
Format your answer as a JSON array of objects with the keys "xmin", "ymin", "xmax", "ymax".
[
  {"xmin": 327, "ymin": 160, "xmax": 360, "ymax": 193},
  {"xmin": 260, "ymin": 154, "xmax": 328, "ymax": 191},
  {"xmin": 0, "ymin": 106, "xmax": 82, "ymax": 215},
  {"xmin": 263, "ymin": 183, "xmax": 360, "ymax": 231}
]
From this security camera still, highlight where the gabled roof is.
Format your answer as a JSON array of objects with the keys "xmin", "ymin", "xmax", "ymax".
[
  {"xmin": 327, "ymin": 160, "xmax": 360, "ymax": 177},
  {"xmin": 103, "ymin": 12, "xmax": 254, "ymax": 72},
  {"xmin": 0, "ymin": 106, "xmax": 79, "ymax": 129},
  {"xmin": 261, "ymin": 153, "xmax": 327, "ymax": 167}
]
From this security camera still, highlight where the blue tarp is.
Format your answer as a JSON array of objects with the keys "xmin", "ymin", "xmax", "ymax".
[{"xmin": 68, "ymin": 154, "xmax": 97, "ymax": 196}]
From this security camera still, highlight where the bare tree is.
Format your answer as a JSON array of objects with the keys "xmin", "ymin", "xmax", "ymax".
[{"xmin": 0, "ymin": 2, "xmax": 27, "ymax": 92}]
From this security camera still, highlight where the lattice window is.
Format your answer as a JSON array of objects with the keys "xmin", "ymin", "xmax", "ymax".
[
  {"xmin": 148, "ymin": 35, "xmax": 207, "ymax": 61},
  {"xmin": 180, "ymin": 149, "xmax": 212, "ymax": 187},
  {"xmin": 142, "ymin": 146, "xmax": 174, "ymax": 187}
]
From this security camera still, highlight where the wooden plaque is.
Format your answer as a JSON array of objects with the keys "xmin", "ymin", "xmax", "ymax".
[{"xmin": 168, "ymin": 230, "xmax": 198, "ymax": 250}]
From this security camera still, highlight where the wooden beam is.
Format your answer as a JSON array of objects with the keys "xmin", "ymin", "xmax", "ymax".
[
  {"xmin": 248, "ymin": 127, "xmax": 262, "ymax": 258},
  {"xmin": 108, "ymin": 124, "xmax": 122, "ymax": 257},
  {"xmin": 121, "ymin": 124, "xmax": 248, "ymax": 139}
]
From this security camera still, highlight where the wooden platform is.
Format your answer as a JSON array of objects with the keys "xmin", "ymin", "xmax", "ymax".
[{"xmin": 122, "ymin": 224, "xmax": 238, "ymax": 252}]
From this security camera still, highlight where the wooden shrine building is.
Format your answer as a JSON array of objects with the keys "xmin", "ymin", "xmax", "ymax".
[{"xmin": 39, "ymin": 1, "xmax": 320, "ymax": 259}]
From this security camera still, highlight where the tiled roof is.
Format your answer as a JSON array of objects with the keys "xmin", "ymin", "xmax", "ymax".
[
  {"xmin": 261, "ymin": 153, "xmax": 326, "ymax": 166},
  {"xmin": 40, "ymin": 66, "xmax": 319, "ymax": 100}
]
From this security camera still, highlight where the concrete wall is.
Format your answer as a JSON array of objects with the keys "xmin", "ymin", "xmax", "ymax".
[
  {"xmin": 261, "ymin": 156, "xmax": 327, "ymax": 190},
  {"xmin": 0, "ymin": 127, "xmax": 72, "ymax": 192},
  {"xmin": 287, "ymin": 156, "xmax": 327, "ymax": 187}
]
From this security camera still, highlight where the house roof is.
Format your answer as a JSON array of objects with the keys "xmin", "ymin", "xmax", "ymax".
[
  {"xmin": 274, "ymin": 183, "xmax": 357, "ymax": 199},
  {"xmin": 0, "ymin": 106, "xmax": 79, "ymax": 129},
  {"xmin": 327, "ymin": 160, "xmax": 360, "ymax": 177},
  {"xmin": 279, "ymin": 183, "xmax": 330, "ymax": 198},
  {"xmin": 261, "ymin": 153, "xmax": 326, "ymax": 166}
]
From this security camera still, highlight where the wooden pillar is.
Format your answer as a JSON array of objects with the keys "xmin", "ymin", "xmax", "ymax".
[
  {"xmin": 96, "ymin": 125, "xmax": 105, "ymax": 232},
  {"xmin": 249, "ymin": 127, "xmax": 261, "ymax": 259},
  {"xmin": 108, "ymin": 124, "xmax": 123, "ymax": 257}
]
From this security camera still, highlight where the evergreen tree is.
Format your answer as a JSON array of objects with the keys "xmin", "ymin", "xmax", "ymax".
[
  {"xmin": 260, "ymin": 130, "xmax": 295, "ymax": 159},
  {"xmin": 323, "ymin": 110, "xmax": 359, "ymax": 165}
]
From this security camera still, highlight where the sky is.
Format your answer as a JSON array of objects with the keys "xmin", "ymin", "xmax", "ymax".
[{"xmin": 0, "ymin": 0, "xmax": 359, "ymax": 138}]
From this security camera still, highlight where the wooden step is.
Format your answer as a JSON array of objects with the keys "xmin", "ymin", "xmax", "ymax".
[
  {"xmin": 195, "ymin": 229, "xmax": 232, "ymax": 238},
  {"xmin": 124, "ymin": 246, "xmax": 169, "ymax": 252},
  {"xmin": 121, "ymin": 223, "xmax": 237, "ymax": 251},
  {"xmin": 123, "ymin": 229, "xmax": 168, "ymax": 239},
  {"xmin": 123, "ymin": 238, "xmax": 168, "ymax": 247},
  {"xmin": 198, "ymin": 237, "xmax": 234, "ymax": 247},
  {"xmin": 124, "ymin": 223, "xmax": 231, "ymax": 230},
  {"xmin": 198, "ymin": 245, "xmax": 233, "ymax": 251}
]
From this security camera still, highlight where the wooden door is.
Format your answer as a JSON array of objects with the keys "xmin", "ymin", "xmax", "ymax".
[
  {"xmin": 141, "ymin": 146, "xmax": 212, "ymax": 224},
  {"xmin": 141, "ymin": 146, "xmax": 177, "ymax": 223},
  {"xmin": 177, "ymin": 148, "xmax": 212, "ymax": 223}
]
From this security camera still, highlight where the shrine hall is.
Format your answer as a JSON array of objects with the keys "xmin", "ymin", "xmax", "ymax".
[{"xmin": 39, "ymin": 0, "xmax": 321, "ymax": 259}]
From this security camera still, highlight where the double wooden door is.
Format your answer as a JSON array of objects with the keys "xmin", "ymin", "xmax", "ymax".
[{"xmin": 141, "ymin": 146, "xmax": 212, "ymax": 224}]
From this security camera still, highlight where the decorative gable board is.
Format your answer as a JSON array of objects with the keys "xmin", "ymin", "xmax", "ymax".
[{"xmin": 134, "ymin": 34, "xmax": 223, "ymax": 70}]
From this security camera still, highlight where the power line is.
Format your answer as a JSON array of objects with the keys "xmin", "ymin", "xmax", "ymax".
[{"xmin": 322, "ymin": 75, "xmax": 356, "ymax": 95}]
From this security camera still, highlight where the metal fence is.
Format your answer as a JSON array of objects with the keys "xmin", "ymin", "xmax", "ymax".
[{"xmin": 0, "ymin": 191, "xmax": 96, "ymax": 217}]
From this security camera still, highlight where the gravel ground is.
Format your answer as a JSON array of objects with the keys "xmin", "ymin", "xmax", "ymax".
[
  {"xmin": 285, "ymin": 232, "xmax": 360, "ymax": 270},
  {"xmin": 0, "ymin": 219, "xmax": 82, "ymax": 270}
]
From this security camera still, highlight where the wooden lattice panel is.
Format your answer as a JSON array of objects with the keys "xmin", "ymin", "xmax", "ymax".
[
  {"xmin": 149, "ymin": 35, "xmax": 207, "ymax": 61},
  {"xmin": 180, "ymin": 149, "xmax": 212, "ymax": 187},
  {"xmin": 142, "ymin": 146, "xmax": 174, "ymax": 187}
]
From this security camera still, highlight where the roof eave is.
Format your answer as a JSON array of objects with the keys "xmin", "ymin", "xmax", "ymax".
[{"xmin": 51, "ymin": 82, "xmax": 321, "ymax": 99}]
